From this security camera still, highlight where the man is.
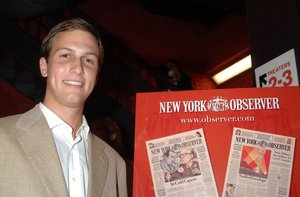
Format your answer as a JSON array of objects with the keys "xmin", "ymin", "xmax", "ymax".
[
  {"xmin": 160, "ymin": 148, "xmax": 180, "ymax": 173},
  {"xmin": 0, "ymin": 18, "xmax": 127, "ymax": 197},
  {"xmin": 166, "ymin": 147, "xmax": 201, "ymax": 181},
  {"xmin": 156, "ymin": 59, "xmax": 193, "ymax": 91},
  {"xmin": 178, "ymin": 147, "xmax": 201, "ymax": 177}
]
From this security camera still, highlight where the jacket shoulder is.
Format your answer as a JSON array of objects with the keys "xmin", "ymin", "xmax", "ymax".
[
  {"xmin": 0, "ymin": 105, "xmax": 43, "ymax": 135},
  {"xmin": 0, "ymin": 113, "xmax": 22, "ymax": 134}
]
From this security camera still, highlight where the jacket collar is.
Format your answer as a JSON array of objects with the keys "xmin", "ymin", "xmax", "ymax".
[
  {"xmin": 16, "ymin": 105, "xmax": 69, "ymax": 197},
  {"xmin": 87, "ymin": 134, "xmax": 109, "ymax": 197},
  {"xmin": 15, "ymin": 105, "xmax": 109, "ymax": 197}
]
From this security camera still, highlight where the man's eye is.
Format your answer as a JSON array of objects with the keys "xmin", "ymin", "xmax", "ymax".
[
  {"xmin": 61, "ymin": 54, "xmax": 69, "ymax": 58},
  {"xmin": 82, "ymin": 57, "xmax": 94, "ymax": 64}
]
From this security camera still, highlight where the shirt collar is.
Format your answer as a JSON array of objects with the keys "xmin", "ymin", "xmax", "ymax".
[
  {"xmin": 81, "ymin": 116, "xmax": 90, "ymax": 140},
  {"xmin": 39, "ymin": 102, "xmax": 90, "ymax": 139}
]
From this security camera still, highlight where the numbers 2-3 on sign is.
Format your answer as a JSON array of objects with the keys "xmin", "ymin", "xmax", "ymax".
[{"xmin": 255, "ymin": 49, "xmax": 299, "ymax": 87}]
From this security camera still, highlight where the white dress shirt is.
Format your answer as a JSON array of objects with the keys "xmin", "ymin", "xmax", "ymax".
[{"xmin": 39, "ymin": 103, "xmax": 89, "ymax": 197}]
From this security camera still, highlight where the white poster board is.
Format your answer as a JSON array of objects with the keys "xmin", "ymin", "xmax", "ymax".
[{"xmin": 255, "ymin": 49, "xmax": 299, "ymax": 87}]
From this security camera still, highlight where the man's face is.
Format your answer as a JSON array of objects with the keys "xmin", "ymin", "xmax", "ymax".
[
  {"xmin": 179, "ymin": 148, "xmax": 193, "ymax": 165},
  {"xmin": 40, "ymin": 30, "xmax": 100, "ymax": 109},
  {"xmin": 166, "ymin": 151, "xmax": 178, "ymax": 165}
]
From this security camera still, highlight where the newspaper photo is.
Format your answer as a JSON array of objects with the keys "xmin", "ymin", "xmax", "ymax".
[
  {"xmin": 223, "ymin": 127, "xmax": 296, "ymax": 197},
  {"xmin": 146, "ymin": 128, "xmax": 218, "ymax": 197}
]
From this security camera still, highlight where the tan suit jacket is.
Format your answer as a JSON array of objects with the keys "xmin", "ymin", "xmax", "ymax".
[{"xmin": 0, "ymin": 105, "xmax": 127, "ymax": 197}]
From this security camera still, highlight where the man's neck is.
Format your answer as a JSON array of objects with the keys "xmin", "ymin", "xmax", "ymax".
[{"xmin": 42, "ymin": 101, "xmax": 84, "ymax": 136}]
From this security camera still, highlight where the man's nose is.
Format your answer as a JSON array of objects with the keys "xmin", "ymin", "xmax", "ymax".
[{"xmin": 71, "ymin": 57, "xmax": 83, "ymax": 74}]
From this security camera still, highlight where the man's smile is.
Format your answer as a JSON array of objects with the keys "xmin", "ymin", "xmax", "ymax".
[{"xmin": 63, "ymin": 80, "xmax": 83, "ymax": 86}]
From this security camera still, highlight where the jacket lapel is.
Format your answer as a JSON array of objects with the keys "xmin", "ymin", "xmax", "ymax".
[
  {"xmin": 87, "ymin": 134, "xmax": 109, "ymax": 197},
  {"xmin": 16, "ymin": 105, "xmax": 69, "ymax": 197}
]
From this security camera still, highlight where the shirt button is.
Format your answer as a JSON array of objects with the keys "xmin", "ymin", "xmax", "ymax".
[{"xmin": 72, "ymin": 177, "xmax": 77, "ymax": 181}]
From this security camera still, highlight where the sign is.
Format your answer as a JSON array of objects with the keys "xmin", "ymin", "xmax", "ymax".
[
  {"xmin": 133, "ymin": 87, "xmax": 300, "ymax": 197},
  {"xmin": 255, "ymin": 49, "xmax": 299, "ymax": 87}
]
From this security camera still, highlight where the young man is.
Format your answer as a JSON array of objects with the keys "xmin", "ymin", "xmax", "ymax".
[{"xmin": 0, "ymin": 18, "xmax": 127, "ymax": 197}]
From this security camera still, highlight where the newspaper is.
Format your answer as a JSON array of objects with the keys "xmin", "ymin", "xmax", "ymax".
[
  {"xmin": 146, "ymin": 128, "xmax": 218, "ymax": 197},
  {"xmin": 223, "ymin": 127, "xmax": 296, "ymax": 197}
]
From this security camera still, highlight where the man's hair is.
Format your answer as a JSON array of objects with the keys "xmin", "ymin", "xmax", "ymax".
[{"xmin": 40, "ymin": 18, "xmax": 104, "ymax": 66}]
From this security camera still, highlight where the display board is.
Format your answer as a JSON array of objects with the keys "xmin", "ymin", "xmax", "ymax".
[{"xmin": 133, "ymin": 87, "xmax": 300, "ymax": 197}]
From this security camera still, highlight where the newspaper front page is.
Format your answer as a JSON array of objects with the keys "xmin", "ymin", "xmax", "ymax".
[
  {"xmin": 146, "ymin": 128, "xmax": 218, "ymax": 197},
  {"xmin": 223, "ymin": 127, "xmax": 295, "ymax": 197}
]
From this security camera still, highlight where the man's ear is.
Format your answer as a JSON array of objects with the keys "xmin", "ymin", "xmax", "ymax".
[{"xmin": 39, "ymin": 57, "xmax": 48, "ymax": 77}]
